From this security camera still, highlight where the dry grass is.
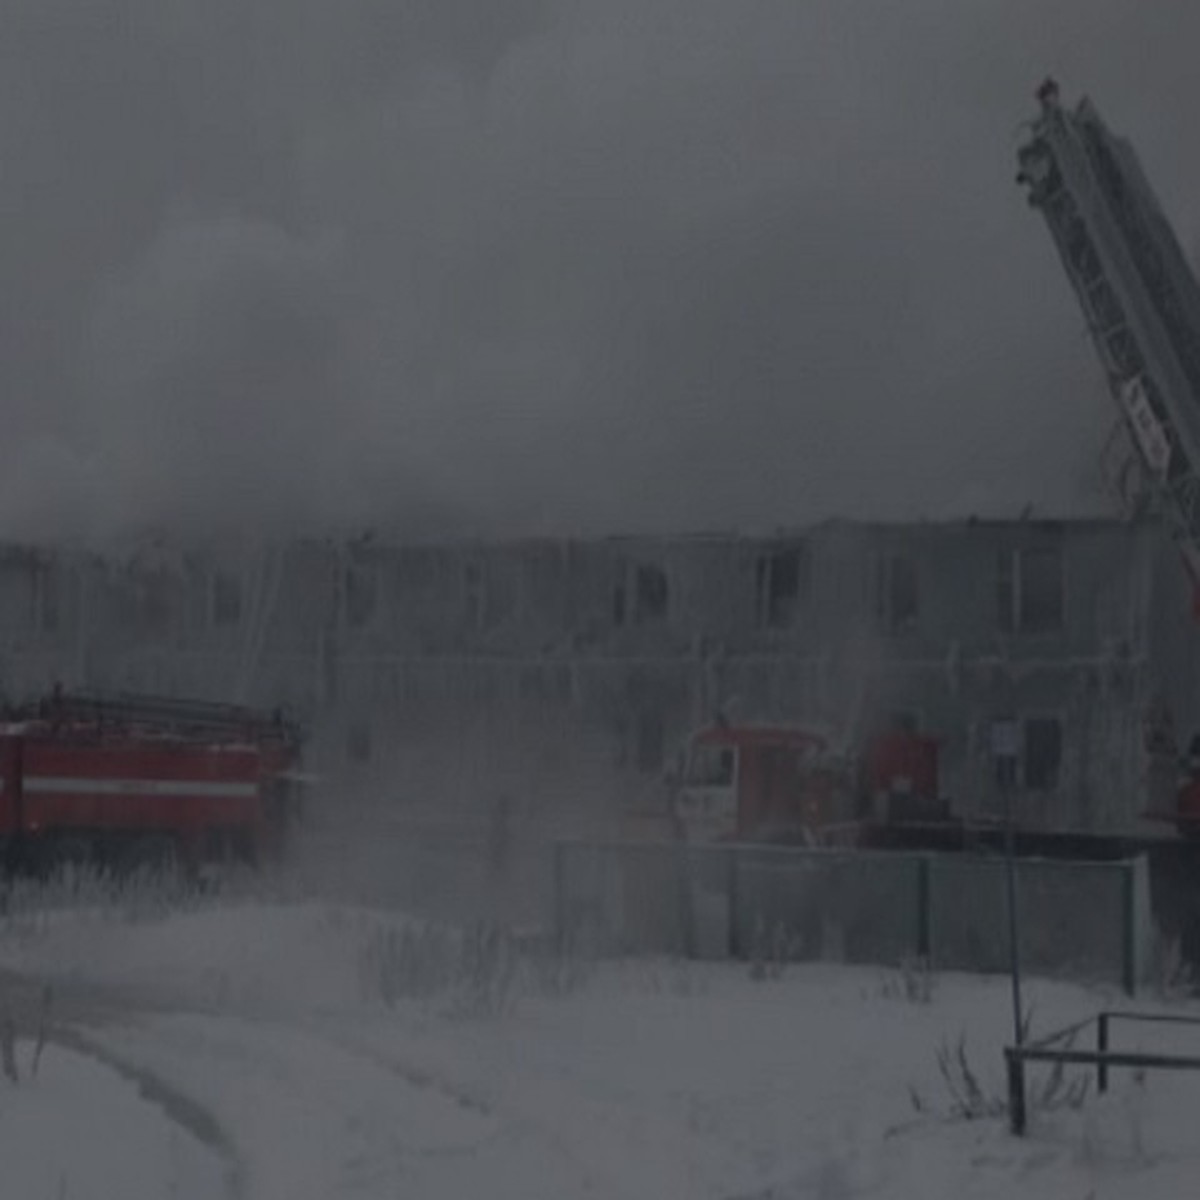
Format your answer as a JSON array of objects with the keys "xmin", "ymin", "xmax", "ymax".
[{"xmin": 359, "ymin": 916, "xmax": 592, "ymax": 1017}]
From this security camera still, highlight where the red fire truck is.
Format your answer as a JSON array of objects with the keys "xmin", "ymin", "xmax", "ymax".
[
  {"xmin": 0, "ymin": 689, "xmax": 306, "ymax": 875},
  {"xmin": 668, "ymin": 718, "xmax": 944, "ymax": 846}
]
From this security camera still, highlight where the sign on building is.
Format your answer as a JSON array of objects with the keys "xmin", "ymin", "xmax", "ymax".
[{"xmin": 990, "ymin": 719, "xmax": 1020, "ymax": 761}]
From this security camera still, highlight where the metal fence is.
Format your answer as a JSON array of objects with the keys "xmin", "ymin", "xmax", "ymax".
[
  {"xmin": 1006, "ymin": 1010, "xmax": 1200, "ymax": 1134},
  {"xmin": 553, "ymin": 840, "xmax": 1153, "ymax": 992}
]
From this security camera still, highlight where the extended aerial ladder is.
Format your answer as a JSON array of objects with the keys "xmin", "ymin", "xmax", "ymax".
[
  {"xmin": 1016, "ymin": 79, "xmax": 1200, "ymax": 611},
  {"xmin": 1017, "ymin": 80, "xmax": 1200, "ymax": 837}
]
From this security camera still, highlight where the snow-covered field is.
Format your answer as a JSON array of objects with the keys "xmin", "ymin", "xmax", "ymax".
[{"xmin": 0, "ymin": 886, "xmax": 1198, "ymax": 1199}]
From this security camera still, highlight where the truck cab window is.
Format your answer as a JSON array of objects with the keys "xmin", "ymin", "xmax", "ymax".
[{"xmin": 686, "ymin": 745, "xmax": 735, "ymax": 786}]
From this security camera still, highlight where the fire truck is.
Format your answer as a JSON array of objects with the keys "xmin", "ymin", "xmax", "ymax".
[
  {"xmin": 0, "ymin": 688, "xmax": 306, "ymax": 875},
  {"xmin": 669, "ymin": 718, "xmax": 945, "ymax": 846}
]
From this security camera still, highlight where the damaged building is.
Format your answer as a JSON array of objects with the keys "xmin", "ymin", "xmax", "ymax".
[{"xmin": 0, "ymin": 515, "xmax": 1192, "ymax": 838}]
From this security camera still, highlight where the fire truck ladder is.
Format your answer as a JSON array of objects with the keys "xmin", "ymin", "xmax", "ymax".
[
  {"xmin": 15, "ymin": 689, "xmax": 302, "ymax": 746},
  {"xmin": 1017, "ymin": 80, "xmax": 1200, "ymax": 598}
]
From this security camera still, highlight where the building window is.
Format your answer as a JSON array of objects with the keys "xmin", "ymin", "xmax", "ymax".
[
  {"xmin": 612, "ymin": 580, "xmax": 627, "ymax": 627},
  {"xmin": 344, "ymin": 565, "xmax": 377, "ymax": 629},
  {"xmin": 346, "ymin": 721, "xmax": 372, "ymax": 765},
  {"xmin": 998, "ymin": 545, "xmax": 1064, "ymax": 634},
  {"xmin": 686, "ymin": 744, "xmax": 735, "ymax": 786},
  {"xmin": 634, "ymin": 711, "xmax": 665, "ymax": 774},
  {"xmin": 634, "ymin": 564, "xmax": 668, "ymax": 623},
  {"xmin": 877, "ymin": 553, "xmax": 918, "ymax": 633},
  {"xmin": 463, "ymin": 561, "xmax": 486, "ymax": 629},
  {"xmin": 886, "ymin": 711, "xmax": 920, "ymax": 735},
  {"xmin": 211, "ymin": 571, "xmax": 242, "ymax": 627},
  {"xmin": 1023, "ymin": 717, "xmax": 1062, "ymax": 791},
  {"xmin": 33, "ymin": 566, "xmax": 60, "ymax": 634},
  {"xmin": 613, "ymin": 562, "xmax": 669, "ymax": 627},
  {"xmin": 138, "ymin": 573, "xmax": 172, "ymax": 634},
  {"xmin": 756, "ymin": 544, "xmax": 809, "ymax": 628}
]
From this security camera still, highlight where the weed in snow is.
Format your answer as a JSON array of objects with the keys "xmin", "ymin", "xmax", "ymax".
[
  {"xmin": 912, "ymin": 1017, "xmax": 1089, "ymax": 1127},
  {"xmin": 747, "ymin": 916, "xmax": 797, "ymax": 982},
  {"xmin": 1151, "ymin": 932, "xmax": 1196, "ymax": 1001},
  {"xmin": 359, "ymin": 917, "xmax": 593, "ymax": 1017},
  {"xmin": 632, "ymin": 957, "xmax": 709, "ymax": 998},
  {"xmin": 876, "ymin": 956, "xmax": 934, "ymax": 1005}
]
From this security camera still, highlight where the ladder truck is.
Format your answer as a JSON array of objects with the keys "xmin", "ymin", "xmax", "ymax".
[
  {"xmin": 0, "ymin": 687, "xmax": 307, "ymax": 876},
  {"xmin": 1017, "ymin": 78, "xmax": 1200, "ymax": 836}
]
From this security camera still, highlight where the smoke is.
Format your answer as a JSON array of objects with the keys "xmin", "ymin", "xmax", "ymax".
[{"xmin": 0, "ymin": 0, "xmax": 1197, "ymax": 541}]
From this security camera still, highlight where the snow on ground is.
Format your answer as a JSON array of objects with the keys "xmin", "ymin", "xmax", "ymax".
[
  {"xmin": 0, "ymin": 1036, "xmax": 229, "ymax": 1199},
  {"xmin": 0, "ymin": 895, "xmax": 391, "ymax": 1013},
  {"xmin": 1, "ymin": 896, "xmax": 1199, "ymax": 1199}
]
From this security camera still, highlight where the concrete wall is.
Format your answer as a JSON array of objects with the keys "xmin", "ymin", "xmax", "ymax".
[{"xmin": 0, "ymin": 517, "xmax": 1177, "ymax": 836}]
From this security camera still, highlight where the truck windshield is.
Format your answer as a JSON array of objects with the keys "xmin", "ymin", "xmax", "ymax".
[{"xmin": 685, "ymin": 744, "xmax": 735, "ymax": 786}]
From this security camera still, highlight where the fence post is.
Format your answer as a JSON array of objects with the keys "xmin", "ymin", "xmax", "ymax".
[
  {"xmin": 1097, "ymin": 1012, "xmax": 1110, "ymax": 1094},
  {"xmin": 676, "ymin": 841, "xmax": 697, "ymax": 960},
  {"xmin": 1005, "ymin": 1048, "xmax": 1027, "ymax": 1136},
  {"xmin": 916, "ymin": 855, "xmax": 932, "ymax": 962},
  {"xmin": 1122, "ymin": 863, "xmax": 1136, "ymax": 997},
  {"xmin": 552, "ymin": 840, "xmax": 567, "ymax": 955},
  {"xmin": 727, "ymin": 847, "xmax": 741, "ymax": 959}
]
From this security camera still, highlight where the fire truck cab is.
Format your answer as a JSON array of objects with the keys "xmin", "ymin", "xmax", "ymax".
[
  {"xmin": 669, "ymin": 723, "xmax": 856, "ymax": 845},
  {"xmin": 668, "ymin": 719, "xmax": 943, "ymax": 846}
]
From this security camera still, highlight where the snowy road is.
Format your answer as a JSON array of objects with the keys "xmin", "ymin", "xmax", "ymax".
[{"xmin": 3, "ymin": 900, "xmax": 1200, "ymax": 1199}]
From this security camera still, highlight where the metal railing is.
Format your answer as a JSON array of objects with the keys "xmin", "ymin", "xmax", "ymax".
[{"xmin": 1005, "ymin": 1009, "xmax": 1200, "ymax": 1134}]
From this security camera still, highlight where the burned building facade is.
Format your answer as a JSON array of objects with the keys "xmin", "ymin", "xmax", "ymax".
[{"xmin": 0, "ymin": 517, "xmax": 1189, "ymax": 837}]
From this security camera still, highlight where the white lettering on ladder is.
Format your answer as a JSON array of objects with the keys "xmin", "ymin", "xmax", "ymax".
[{"xmin": 1121, "ymin": 377, "xmax": 1173, "ymax": 478}]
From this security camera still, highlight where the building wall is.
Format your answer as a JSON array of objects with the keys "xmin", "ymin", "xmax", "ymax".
[{"xmin": 0, "ymin": 518, "xmax": 1171, "ymax": 836}]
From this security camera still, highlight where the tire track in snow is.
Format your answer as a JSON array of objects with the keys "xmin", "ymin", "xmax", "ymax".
[
  {"xmin": 91, "ymin": 1012, "xmax": 602, "ymax": 1200},
  {"xmin": 24, "ymin": 966, "xmax": 706, "ymax": 1199},
  {"xmin": 0, "ymin": 970, "xmax": 244, "ymax": 1196},
  {"xmin": 49, "ymin": 1025, "xmax": 244, "ymax": 1199},
  {"xmin": 2, "ymin": 960, "xmax": 808, "ymax": 1198},
  {"xmin": 309, "ymin": 1017, "xmax": 724, "ymax": 1200},
  {"xmin": 2, "ymin": 968, "xmax": 544, "ymax": 1199}
]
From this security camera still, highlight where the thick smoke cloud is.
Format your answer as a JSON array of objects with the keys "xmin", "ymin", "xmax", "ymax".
[{"xmin": 0, "ymin": 0, "xmax": 1196, "ymax": 541}]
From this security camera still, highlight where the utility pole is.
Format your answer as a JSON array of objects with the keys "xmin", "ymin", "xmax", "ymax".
[{"xmin": 991, "ymin": 716, "xmax": 1024, "ymax": 1047}]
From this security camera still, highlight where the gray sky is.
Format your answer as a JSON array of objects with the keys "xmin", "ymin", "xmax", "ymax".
[{"xmin": 0, "ymin": 0, "xmax": 1197, "ymax": 541}]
